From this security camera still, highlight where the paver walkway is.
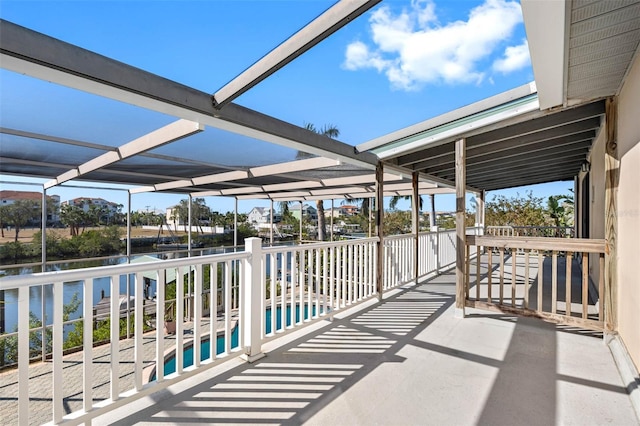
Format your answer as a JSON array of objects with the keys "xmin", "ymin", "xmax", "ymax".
[{"xmin": 0, "ymin": 316, "xmax": 234, "ymax": 426}]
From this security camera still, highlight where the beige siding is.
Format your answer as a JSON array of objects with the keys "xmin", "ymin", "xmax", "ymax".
[{"xmin": 617, "ymin": 48, "xmax": 640, "ymax": 370}]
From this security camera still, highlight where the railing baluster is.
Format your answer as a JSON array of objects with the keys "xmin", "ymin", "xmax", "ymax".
[
  {"xmin": 110, "ymin": 274, "xmax": 120, "ymax": 400},
  {"xmin": 552, "ymin": 251, "xmax": 558, "ymax": 314},
  {"xmin": 342, "ymin": 245, "xmax": 347, "ymax": 306},
  {"xmin": 176, "ymin": 267, "xmax": 184, "ymax": 373},
  {"xmin": 281, "ymin": 251, "xmax": 288, "ymax": 329},
  {"xmin": 83, "ymin": 279, "xmax": 94, "ymax": 411},
  {"xmin": 537, "ymin": 252, "xmax": 543, "ymax": 313},
  {"xmin": 358, "ymin": 243, "xmax": 363, "ymax": 297},
  {"xmin": 465, "ymin": 244, "xmax": 470, "ymax": 301},
  {"xmin": 329, "ymin": 246, "xmax": 335, "ymax": 309},
  {"xmin": 566, "ymin": 251, "xmax": 573, "ymax": 317},
  {"xmin": 156, "ymin": 269, "xmax": 165, "ymax": 381},
  {"xmin": 270, "ymin": 253, "xmax": 276, "ymax": 335},
  {"xmin": 53, "ymin": 281, "xmax": 63, "ymax": 424},
  {"xmin": 18, "ymin": 286, "xmax": 29, "ymax": 425},
  {"xmin": 134, "ymin": 272, "xmax": 144, "ymax": 389},
  {"xmin": 237, "ymin": 260, "xmax": 244, "ymax": 351},
  {"xmin": 582, "ymin": 252, "xmax": 589, "ymax": 319},
  {"xmin": 193, "ymin": 264, "xmax": 202, "ymax": 368},
  {"xmin": 499, "ymin": 248, "xmax": 505, "ymax": 305},
  {"xmin": 599, "ymin": 253, "xmax": 605, "ymax": 321},
  {"xmin": 323, "ymin": 247, "xmax": 328, "ymax": 316},
  {"xmin": 524, "ymin": 250, "xmax": 530, "ymax": 310},
  {"xmin": 313, "ymin": 248, "xmax": 318, "ymax": 318},
  {"xmin": 487, "ymin": 250, "xmax": 492, "ymax": 303},
  {"xmin": 290, "ymin": 252, "xmax": 297, "ymax": 325},
  {"xmin": 225, "ymin": 261, "xmax": 232, "ymax": 354},
  {"xmin": 511, "ymin": 250, "xmax": 517, "ymax": 307},
  {"xmin": 300, "ymin": 249, "xmax": 306, "ymax": 323},
  {"xmin": 209, "ymin": 262, "xmax": 217, "ymax": 361},
  {"xmin": 348, "ymin": 243, "xmax": 354, "ymax": 303},
  {"xmin": 475, "ymin": 245, "xmax": 480, "ymax": 301}
]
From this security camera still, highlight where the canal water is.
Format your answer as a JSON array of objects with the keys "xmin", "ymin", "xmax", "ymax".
[{"xmin": 0, "ymin": 244, "xmax": 295, "ymax": 335}]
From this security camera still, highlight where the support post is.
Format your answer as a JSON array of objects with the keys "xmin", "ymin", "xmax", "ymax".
[
  {"xmin": 476, "ymin": 190, "xmax": 485, "ymax": 234},
  {"xmin": 41, "ymin": 188, "xmax": 47, "ymax": 266},
  {"xmin": 455, "ymin": 138, "xmax": 467, "ymax": 318},
  {"xmin": 604, "ymin": 97, "xmax": 618, "ymax": 335},
  {"xmin": 375, "ymin": 162, "xmax": 384, "ymax": 301},
  {"xmin": 234, "ymin": 197, "xmax": 238, "ymax": 248},
  {"xmin": 330, "ymin": 199, "xmax": 334, "ymax": 241},
  {"xmin": 41, "ymin": 187, "xmax": 47, "ymax": 361},
  {"xmin": 299, "ymin": 201, "xmax": 303, "ymax": 243},
  {"xmin": 270, "ymin": 199, "xmax": 274, "ymax": 245},
  {"xmin": 429, "ymin": 194, "xmax": 436, "ymax": 230},
  {"xmin": 127, "ymin": 191, "xmax": 132, "ymax": 259},
  {"xmin": 188, "ymin": 194, "xmax": 192, "ymax": 252},
  {"xmin": 412, "ymin": 172, "xmax": 419, "ymax": 284},
  {"xmin": 573, "ymin": 177, "xmax": 579, "ymax": 238},
  {"xmin": 242, "ymin": 237, "xmax": 265, "ymax": 363}
]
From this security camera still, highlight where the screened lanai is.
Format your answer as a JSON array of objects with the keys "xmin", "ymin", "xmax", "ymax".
[{"xmin": 0, "ymin": 15, "xmax": 455, "ymax": 204}]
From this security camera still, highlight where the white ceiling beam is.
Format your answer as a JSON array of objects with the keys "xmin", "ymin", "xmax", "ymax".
[
  {"xmin": 118, "ymin": 119, "xmax": 203, "ymax": 158},
  {"xmin": 321, "ymin": 172, "xmax": 402, "ymax": 187},
  {"xmin": 191, "ymin": 170, "xmax": 249, "ymax": 186},
  {"xmin": 311, "ymin": 186, "xmax": 372, "ymax": 196},
  {"xmin": 213, "ymin": 0, "xmax": 381, "ymax": 108},
  {"xmin": 129, "ymin": 186, "xmax": 156, "ymax": 194},
  {"xmin": 268, "ymin": 191, "xmax": 311, "ymax": 199},
  {"xmin": 521, "ymin": 0, "xmax": 567, "ymax": 109},
  {"xmin": 250, "ymin": 157, "xmax": 339, "ymax": 177},
  {"xmin": 262, "ymin": 180, "xmax": 323, "ymax": 192},
  {"xmin": 43, "ymin": 119, "xmax": 203, "ymax": 189},
  {"xmin": 236, "ymin": 194, "xmax": 270, "ymax": 200},
  {"xmin": 220, "ymin": 186, "xmax": 264, "ymax": 196},
  {"xmin": 154, "ymin": 179, "xmax": 193, "ymax": 191},
  {"xmin": 195, "ymin": 190, "xmax": 223, "ymax": 197}
]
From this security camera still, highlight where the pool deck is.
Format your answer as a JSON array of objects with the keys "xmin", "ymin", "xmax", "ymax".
[
  {"xmin": 96, "ymin": 271, "xmax": 638, "ymax": 426},
  {"xmin": 0, "ymin": 311, "xmax": 240, "ymax": 426}
]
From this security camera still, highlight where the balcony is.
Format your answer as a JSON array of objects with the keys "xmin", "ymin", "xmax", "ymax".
[{"xmin": 0, "ymin": 230, "xmax": 637, "ymax": 425}]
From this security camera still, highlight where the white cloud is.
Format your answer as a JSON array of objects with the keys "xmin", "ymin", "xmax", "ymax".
[
  {"xmin": 344, "ymin": 0, "xmax": 525, "ymax": 91},
  {"xmin": 493, "ymin": 39, "xmax": 530, "ymax": 73}
]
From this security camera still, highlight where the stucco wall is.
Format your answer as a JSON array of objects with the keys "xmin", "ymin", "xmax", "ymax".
[{"xmin": 617, "ymin": 48, "xmax": 640, "ymax": 370}]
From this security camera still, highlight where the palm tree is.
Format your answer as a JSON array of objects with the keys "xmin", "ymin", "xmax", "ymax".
[
  {"xmin": 298, "ymin": 122, "xmax": 340, "ymax": 241},
  {"xmin": 390, "ymin": 195, "xmax": 423, "ymax": 211}
]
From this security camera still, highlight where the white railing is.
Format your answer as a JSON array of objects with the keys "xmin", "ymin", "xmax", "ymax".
[
  {"xmin": 260, "ymin": 238, "xmax": 378, "ymax": 341},
  {"xmin": 0, "ymin": 249, "xmax": 250, "ymax": 425},
  {"xmin": 382, "ymin": 229, "xmax": 461, "ymax": 289},
  {"xmin": 0, "ymin": 231, "xmax": 463, "ymax": 425}
]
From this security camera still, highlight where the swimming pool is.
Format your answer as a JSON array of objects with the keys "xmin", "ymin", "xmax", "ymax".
[{"xmin": 155, "ymin": 303, "xmax": 322, "ymax": 380}]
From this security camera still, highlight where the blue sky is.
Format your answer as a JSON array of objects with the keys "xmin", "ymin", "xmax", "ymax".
[{"xmin": 0, "ymin": 0, "xmax": 574, "ymax": 213}]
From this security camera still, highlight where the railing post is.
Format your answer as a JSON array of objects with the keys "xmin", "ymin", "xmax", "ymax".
[
  {"xmin": 435, "ymin": 227, "xmax": 440, "ymax": 275},
  {"xmin": 242, "ymin": 237, "xmax": 265, "ymax": 363},
  {"xmin": 375, "ymin": 162, "xmax": 384, "ymax": 301},
  {"xmin": 455, "ymin": 137, "xmax": 467, "ymax": 318}
]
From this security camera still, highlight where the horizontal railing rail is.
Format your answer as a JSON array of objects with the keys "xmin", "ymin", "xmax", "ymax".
[{"xmin": 465, "ymin": 235, "xmax": 606, "ymax": 331}]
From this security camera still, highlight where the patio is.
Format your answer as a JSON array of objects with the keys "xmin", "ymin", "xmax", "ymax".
[
  {"xmin": 97, "ymin": 268, "xmax": 638, "ymax": 425},
  {"xmin": 2, "ymin": 1, "xmax": 640, "ymax": 424}
]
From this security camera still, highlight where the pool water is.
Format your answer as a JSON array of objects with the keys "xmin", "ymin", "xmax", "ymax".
[{"xmin": 157, "ymin": 304, "xmax": 321, "ymax": 379}]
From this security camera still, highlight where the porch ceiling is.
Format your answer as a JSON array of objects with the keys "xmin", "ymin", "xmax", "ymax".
[
  {"xmin": 359, "ymin": 88, "xmax": 606, "ymax": 192},
  {"xmin": 522, "ymin": 0, "xmax": 640, "ymax": 109}
]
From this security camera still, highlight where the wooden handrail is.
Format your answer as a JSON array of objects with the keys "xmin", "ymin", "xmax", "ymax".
[{"xmin": 466, "ymin": 235, "xmax": 605, "ymax": 253}]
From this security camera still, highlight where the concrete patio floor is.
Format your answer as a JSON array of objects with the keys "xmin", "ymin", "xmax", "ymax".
[{"xmin": 99, "ymin": 270, "xmax": 639, "ymax": 426}]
